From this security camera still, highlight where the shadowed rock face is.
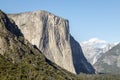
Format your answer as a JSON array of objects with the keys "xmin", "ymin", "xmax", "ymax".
[
  {"xmin": 8, "ymin": 10, "xmax": 95, "ymax": 74},
  {"xmin": 0, "ymin": 10, "xmax": 23, "ymax": 37},
  {"xmin": 70, "ymin": 36, "xmax": 95, "ymax": 74}
]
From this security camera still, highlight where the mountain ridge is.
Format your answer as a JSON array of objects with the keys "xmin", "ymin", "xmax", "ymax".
[
  {"xmin": 94, "ymin": 43, "xmax": 120, "ymax": 74},
  {"xmin": 80, "ymin": 38, "xmax": 117, "ymax": 65}
]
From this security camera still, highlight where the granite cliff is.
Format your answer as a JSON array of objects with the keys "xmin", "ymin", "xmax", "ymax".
[
  {"xmin": 8, "ymin": 10, "xmax": 95, "ymax": 74},
  {"xmin": 0, "ymin": 10, "xmax": 78, "ymax": 80},
  {"xmin": 1, "ymin": 10, "xmax": 120, "ymax": 80}
]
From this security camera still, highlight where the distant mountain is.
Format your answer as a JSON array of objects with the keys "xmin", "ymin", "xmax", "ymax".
[
  {"xmin": 80, "ymin": 38, "xmax": 117, "ymax": 65},
  {"xmin": 94, "ymin": 43, "xmax": 120, "ymax": 74},
  {"xmin": 8, "ymin": 10, "xmax": 95, "ymax": 74}
]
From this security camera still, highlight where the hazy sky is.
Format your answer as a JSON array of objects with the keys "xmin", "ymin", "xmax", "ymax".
[{"xmin": 0, "ymin": 0, "xmax": 120, "ymax": 42}]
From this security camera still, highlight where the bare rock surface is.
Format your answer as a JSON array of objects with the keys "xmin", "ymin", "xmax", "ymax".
[{"xmin": 8, "ymin": 10, "xmax": 95, "ymax": 74}]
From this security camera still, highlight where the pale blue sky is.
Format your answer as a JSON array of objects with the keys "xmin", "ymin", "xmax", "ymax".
[{"xmin": 0, "ymin": 0, "xmax": 120, "ymax": 42}]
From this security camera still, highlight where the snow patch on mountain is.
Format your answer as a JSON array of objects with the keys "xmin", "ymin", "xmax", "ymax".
[
  {"xmin": 82, "ymin": 38, "xmax": 106, "ymax": 44},
  {"xmin": 80, "ymin": 38, "xmax": 118, "ymax": 65}
]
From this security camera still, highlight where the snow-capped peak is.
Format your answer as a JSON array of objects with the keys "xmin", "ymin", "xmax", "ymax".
[
  {"xmin": 82, "ymin": 38, "xmax": 106, "ymax": 44},
  {"xmin": 81, "ymin": 38, "xmax": 108, "ymax": 49},
  {"xmin": 80, "ymin": 38, "xmax": 118, "ymax": 65}
]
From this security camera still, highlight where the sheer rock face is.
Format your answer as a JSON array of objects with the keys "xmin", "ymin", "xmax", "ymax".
[
  {"xmin": 0, "ymin": 10, "xmax": 79, "ymax": 79},
  {"xmin": 8, "ymin": 11, "xmax": 95, "ymax": 74},
  {"xmin": 70, "ymin": 36, "xmax": 95, "ymax": 74}
]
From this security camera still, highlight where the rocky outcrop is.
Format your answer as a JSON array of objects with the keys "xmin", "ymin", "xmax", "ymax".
[
  {"xmin": 94, "ymin": 43, "xmax": 120, "ymax": 74},
  {"xmin": 8, "ymin": 10, "xmax": 95, "ymax": 74}
]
